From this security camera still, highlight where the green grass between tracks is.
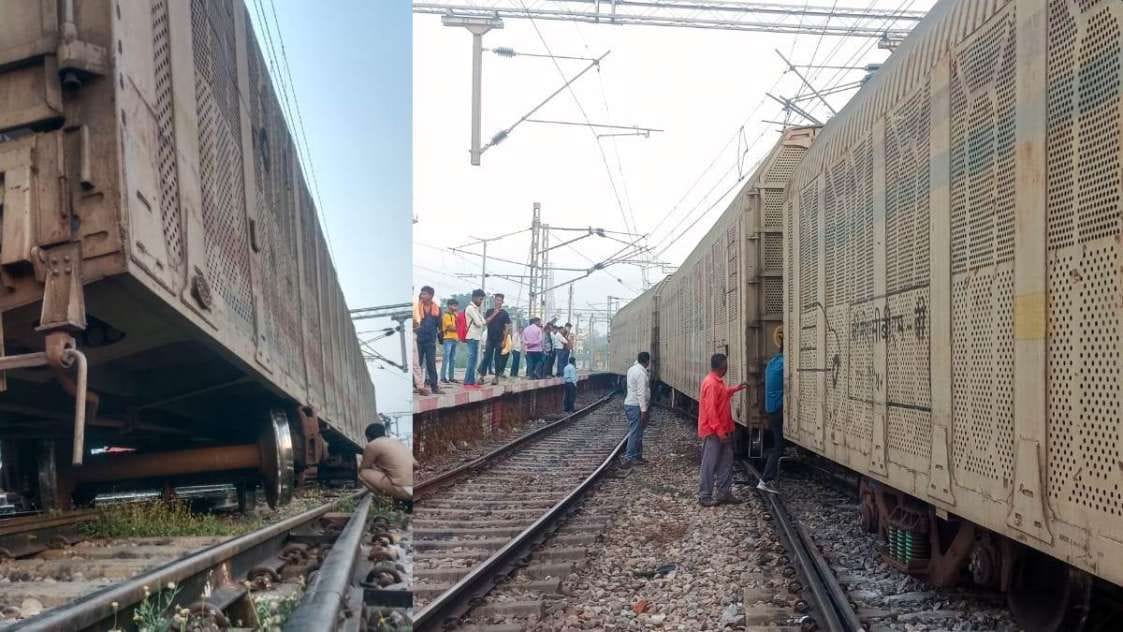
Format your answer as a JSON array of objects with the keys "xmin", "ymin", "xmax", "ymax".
[{"xmin": 79, "ymin": 500, "xmax": 261, "ymax": 538}]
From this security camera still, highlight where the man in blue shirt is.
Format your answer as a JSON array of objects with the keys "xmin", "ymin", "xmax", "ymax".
[
  {"xmin": 759, "ymin": 332, "xmax": 784, "ymax": 493},
  {"xmin": 563, "ymin": 357, "xmax": 578, "ymax": 412}
]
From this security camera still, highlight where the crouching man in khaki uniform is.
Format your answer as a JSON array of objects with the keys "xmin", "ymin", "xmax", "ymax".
[{"xmin": 357, "ymin": 422, "xmax": 415, "ymax": 502}]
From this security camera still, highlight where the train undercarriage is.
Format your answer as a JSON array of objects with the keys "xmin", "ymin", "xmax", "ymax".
[{"xmin": 0, "ymin": 277, "xmax": 358, "ymax": 514}]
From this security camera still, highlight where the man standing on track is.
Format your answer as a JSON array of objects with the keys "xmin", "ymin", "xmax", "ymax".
[
  {"xmin": 622, "ymin": 351, "xmax": 651, "ymax": 466},
  {"xmin": 758, "ymin": 332, "xmax": 785, "ymax": 494},
  {"xmin": 563, "ymin": 357, "xmax": 578, "ymax": 412},
  {"xmin": 357, "ymin": 422, "xmax": 415, "ymax": 504},
  {"xmin": 463, "ymin": 289, "xmax": 486, "ymax": 387},
  {"xmin": 698, "ymin": 353, "xmax": 748, "ymax": 506},
  {"xmin": 413, "ymin": 286, "xmax": 441, "ymax": 395}
]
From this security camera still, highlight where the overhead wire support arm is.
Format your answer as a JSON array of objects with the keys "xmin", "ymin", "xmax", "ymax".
[
  {"xmin": 789, "ymin": 80, "xmax": 865, "ymax": 102},
  {"xmin": 480, "ymin": 51, "xmax": 611, "ymax": 156},
  {"xmin": 349, "ymin": 303, "xmax": 413, "ymax": 321},
  {"xmin": 765, "ymin": 92, "xmax": 823, "ymax": 126},
  {"xmin": 454, "ymin": 227, "xmax": 530, "ymax": 249},
  {"xmin": 448, "ymin": 247, "xmax": 533, "ymax": 269},
  {"xmin": 775, "ymin": 49, "xmax": 836, "ymax": 115},
  {"xmin": 488, "ymin": 46, "xmax": 598, "ymax": 62},
  {"xmin": 524, "ymin": 119, "xmax": 663, "ymax": 137}
]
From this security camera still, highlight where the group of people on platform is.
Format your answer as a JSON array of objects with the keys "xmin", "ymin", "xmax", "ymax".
[
  {"xmin": 620, "ymin": 334, "xmax": 786, "ymax": 506},
  {"xmin": 411, "ymin": 285, "xmax": 578, "ymax": 396}
]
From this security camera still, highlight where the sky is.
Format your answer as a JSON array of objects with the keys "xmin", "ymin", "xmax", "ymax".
[
  {"xmin": 248, "ymin": 1, "xmax": 412, "ymax": 439},
  {"xmin": 413, "ymin": 1, "xmax": 935, "ymax": 340}
]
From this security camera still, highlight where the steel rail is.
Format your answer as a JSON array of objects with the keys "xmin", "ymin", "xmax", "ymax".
[
  {"xmin": 414, "ymin": 409, "xmax": 628, "ymax": 630},
  {"xmin": 283, "ymin": 494, "xmax": 374, "ymax": 630},
  {"xmin": 14, "ymin": 491, "xmax": 365, "ymax": 631},
  {"xmin": 655, "ymin": 403, "xmax": 861, "ymax": 632},
  {"xmin": 742, "ymin": 459, "xmax": 862, "ymax": 632},
  {"xmin": 416, "ymin": 391, "xmax": 616, "ymax": 493},
  {"xmin": 0, "ymin": 510, "xmax": 97, "ymax": 536}
]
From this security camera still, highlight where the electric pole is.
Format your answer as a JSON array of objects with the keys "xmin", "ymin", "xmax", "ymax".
[
  {"xmin": 528, "ymin": 202, "xmax": 542, "ymax": 317},
  {"xmin": 567, "ymin": 284, "xmax": 574, "ymax": 325},
  {"xmin": 542, "ymin": 224, "xmax": 552, "ymax": 318},
  {"xmin": 481, "ymin": 240, "xmax": 488, "ymax": 291},
  {"xmin": 441, "ymin": 14, "xmax": 503, "ymax": 166}
]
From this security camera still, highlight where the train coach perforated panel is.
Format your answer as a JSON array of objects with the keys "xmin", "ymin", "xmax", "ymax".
[
  {"xmin": 1045, "ymin": 0, "xmax": 1123, "ymax": 529},
  {"xmin": 783, "ymin": 0, "xmax": 1123, "ymax": 588},
  {"xmin": 120, "ymin": 0, "xmax": 374, "ymax": 445}
]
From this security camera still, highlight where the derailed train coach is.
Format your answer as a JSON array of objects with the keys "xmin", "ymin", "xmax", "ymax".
[
  {"xmin": 783, "ymin": 0, "xmax": 1123, "ymax": 627},
  {"xmin": 610, "ymin": 126, "xmax": 816, "ymax": 434},
  {"xmin": 0, "ymin": 0, "xmax": 375, "ymax": 510}
]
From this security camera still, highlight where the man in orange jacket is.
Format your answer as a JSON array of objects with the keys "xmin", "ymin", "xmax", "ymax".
[{"xmin": 698, "ymin": 353, "xmax": 748, "ymax": 507}]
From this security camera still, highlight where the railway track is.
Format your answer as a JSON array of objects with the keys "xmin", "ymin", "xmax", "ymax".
[
  {"xmin": 0, "ymin": 490, "xmax": 411, "ymax": 631},
  {"xmin": 412, "ymin": 393, "xmax": 624, "ymax": 630},
  {"xmin": 446, "ymin": 406, "xmax": 860, "ymax": 631},
  {"xmin": 740, "ymin": 459, "xmax": 862, "ymax": 632}
]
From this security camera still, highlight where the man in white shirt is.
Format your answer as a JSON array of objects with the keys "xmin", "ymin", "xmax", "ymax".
[
  {"xmin": 463, "ymin": 289, "xmax": 487, "ymax": 387},
  {"xmin": 622, "ymin": 351, "xmax": 651, "ymax": 466},
  {"xmin": 551, "ymin": 328, "xmax": 567, "ymax": 376}
]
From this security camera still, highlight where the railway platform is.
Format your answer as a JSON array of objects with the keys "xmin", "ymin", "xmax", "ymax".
[
  {"xmin": 413, "ymin": 369, "xmax": 603, "ymax": 413},
  {"xmin": 412, "ymin": 371, "xmax": 616, "ymax": 462}
]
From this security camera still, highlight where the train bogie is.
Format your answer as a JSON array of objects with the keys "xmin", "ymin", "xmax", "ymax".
[{"xmin": 0, "ymin": 0, "xmax": 374, "ymax": 509}]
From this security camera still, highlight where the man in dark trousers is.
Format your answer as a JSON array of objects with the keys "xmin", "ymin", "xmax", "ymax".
[
  {"xmin": 563, "ymin": 357, "xmax": 578, "ymax": 412},
  {"xmin": 698, "ymin": 353, "xmax": 748, "ymax": 506},
  {"xmin": 413, "ymin": 285, "xmax": 441, "ymax": 394},
  {"xmin": 478, "ymin": 293, "xmax": 511, "ymax": 385},
  {"xmin": 622, "ymin": 351, "xmax": 651, "ymax": 466},
  {"xmin": 758, "ymin": 332, "xmax": 785, "ymax": 493}
]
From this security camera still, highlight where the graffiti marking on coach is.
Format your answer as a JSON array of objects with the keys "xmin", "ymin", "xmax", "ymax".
[
  {"xmin": 846, "ymin": 291, "xmax": 931, "ymax": 406},
  {"xmin": 849, "ymin": 296, "xmax": 929, "ymax": 347}
]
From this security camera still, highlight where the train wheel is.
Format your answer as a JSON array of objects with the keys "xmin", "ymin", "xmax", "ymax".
[
  {"xmin": 1007, "ymin": 548, "xmax": 1092, "ymax": 632},
  {"xmin": 258, "ymin": 409, "xmax": 295, "ymax": 509}
]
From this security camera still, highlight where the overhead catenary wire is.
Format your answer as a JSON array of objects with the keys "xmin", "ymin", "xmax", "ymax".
[
  {"xmin": 798, "ymin": 0, "xmax": 921, "ymax": 119},
  {"xmin": 264, "ymin": 0, "xmax": 339, "ymax": 267},
  {"xmin": 647, "ymin": 0, "xmax": 923, "ymax": 260},
  {"xmin": 642, "ymin": 65, "xmax": 789, "ymax": 248},
  {"xmin": 155, "ymin": 1, "xmax": 344, "ymax": 296},
  {"xmin": 571, "ymin": 21, "xmax": 647, "ymax": 274},
  {"xmin": 518, "ymin": 1, "xmax": 639, "ymax": 241}
]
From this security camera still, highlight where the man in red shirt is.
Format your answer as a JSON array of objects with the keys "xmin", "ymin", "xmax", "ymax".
[{"xmin": 698, "ymin": 353, "xmax": 748, "ymax": 507}]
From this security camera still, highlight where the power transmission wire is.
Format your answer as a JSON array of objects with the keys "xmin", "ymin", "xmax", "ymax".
[
  {"xmin": 265, "ymin": 0, "xmax": 339, "ymax": 267},
  {"xmin": 642, "ymin": 67, "xmax": 788, "ymax": 248},
  {"xmin": 571, "ymin": 22, "xmax": 644, "ymax": 270},
  {"xmin": 518, "ymin": 0, "xmax": 638, "ymax": 240}
]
